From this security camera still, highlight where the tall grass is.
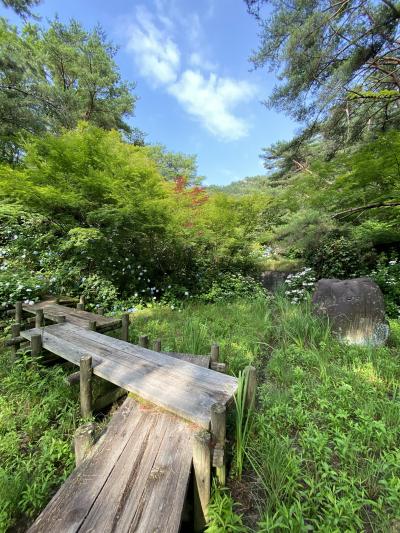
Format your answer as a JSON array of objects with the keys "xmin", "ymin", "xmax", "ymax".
[{"xmin": 233, "ymin": 368, "xmax": 254, "ymax": 480}]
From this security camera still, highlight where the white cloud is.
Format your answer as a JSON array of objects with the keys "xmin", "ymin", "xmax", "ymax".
[
  {"xmin": 126, "ymin": 7, "xmax": 180, "ymax": 86},
  {"xmin": 169, "ymin": 70, "xmax": 256, "ymax": 141},
  {"xmin": 125, "ymin": 4, "xmax": 257, "ymax": 141}
]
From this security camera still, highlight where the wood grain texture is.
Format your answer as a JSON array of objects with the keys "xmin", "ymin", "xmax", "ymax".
[
  {"xmin": 28, "ymin": 398, "xmax": 194, "ymax": 533},
  {"xmin": 22, "ymin": 302, "xmax": 121, "ymax": 331},
  {"xmin": 21, "ymin": 323, "xmax": 237, "ymax": 428}
]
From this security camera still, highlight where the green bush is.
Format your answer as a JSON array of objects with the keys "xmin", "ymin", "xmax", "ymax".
[
  {"xmin": 200, "ymin": 273, "xmax": 267, "ymax": 303},
  {"xmin": 371, "ymin": 256, "xmax": 400, "ymax": 318}
]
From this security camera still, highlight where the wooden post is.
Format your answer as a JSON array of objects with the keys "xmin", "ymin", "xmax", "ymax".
[
  {"xmin": 35, "ymin": 309, "xmax": 44, "ymax": 328},
  {"xmin": 74, "ymin": 423, "xmax": 95, "ymax": 466},
  {"xmin": 88, "ymin": 320, "xmax": 96, "ymax": 331},
  {"xmin": 139, "ymin": 335, "xmax": 149, "ymax": 349},
  {"xmin": 154, "ymin": 339, "xmax": 161, "ymax": 352},
  {"xmin": 121, "ymin": 313, "xmax": 129, "ymax": 342},
  {"xmin": 55, "ymin": 315, "xmax": 65, "ymax": 324},
  {"xmin": 193, "ymin": 429, "xmax": 211, "ymax": 532},
  {"xmin": 15, "ymin": 301, "xmax": 22, "ymax": 324},
  {"xmin": 80, "ymin": 355, "xmax": 93, "ymax": 418},
  {"xmin": 76, "ymin": 303, "xmax": 84, "ymax": 311},
  {"xmin": 211, "ymin": 403, "xmax": 227, "ymax": 486},
  {"xmin": 97, "ymin": 307, "xmax": 104, "ymax": 316},
  {"xmin": 211, "ymin": 343, "xmax": 220, "ymax": 364},
  {"xmin": 245, "ymin": 365, "xmax": 257, "ymax": 412},
  {"xmin": 31, "ymin": 333, "xmax": 42, "ymax": 356},
  {"xmin": 11, "ymin": 323, "xmax": 20, "ymax": 359}
]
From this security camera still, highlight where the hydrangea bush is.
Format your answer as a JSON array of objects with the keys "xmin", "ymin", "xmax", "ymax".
[
  {"xmin": 284, "ymin": 268, "xmax": 317, "ymax": 303},
  {"xmin": 370, "ymin": 257, "xmax": 400, "ymax": 318}
]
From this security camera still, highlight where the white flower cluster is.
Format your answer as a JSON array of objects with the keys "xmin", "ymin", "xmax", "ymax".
[{"xmin": 284, "ymin": 268, "xmax": 316, "ymax": 304}]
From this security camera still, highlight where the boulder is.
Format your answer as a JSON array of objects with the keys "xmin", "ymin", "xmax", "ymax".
[{"xmin": 312, "ymin": 277, "xmax": 389, "ymax": 346}]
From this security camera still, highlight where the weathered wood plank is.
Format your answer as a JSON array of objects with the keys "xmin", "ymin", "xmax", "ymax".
[
  {"xmin": 21, "ymin": 323, "xmax": 237, "ymax": 427},
  {"xmin": 125, "ymin": 415, "xmax": 194, "ymax": 533},
  {"xmin": 164, "ymin": 352, "xmax": 210, "ymax": 368},
  {"xmin": 80, "ymin": 410, "xmax": 170, "ymax": 532},
  {"xmin": 27, "ymin": 398, "xmax": 140, "ymax": 533},
  {"xmin": 22, "ymin": 302, "xmax": 121, "ymax": 330}
]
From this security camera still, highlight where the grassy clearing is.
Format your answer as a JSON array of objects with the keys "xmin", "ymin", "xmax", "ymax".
[
  {"xmin": 0, "ymin": 348, "xmax": 79, "ymax": 531},
  {"xmin": 130, "ymin": 296, "xmax": 400, "ymax": 532}
]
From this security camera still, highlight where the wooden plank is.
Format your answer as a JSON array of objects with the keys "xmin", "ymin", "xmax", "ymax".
[
  {"xmin": 21, "ymin": 323, "xmax": 238, "ymax": 428},
  {"xmin": 27, "ymin": 398, "xmax": 140, "ymax": 533},
  {"xmin": 125, "ymin": 415, "xmax": 194, "ymax": 533},
  {"xmin": 164, "ymin": 352, "xmax": 210, "ymax": 368},
  {"xmin": 22, "ymin": 302, "xmax": 121, "ymax": 330},
  {"xmin": 56, "ymin": 323, "xmax": 236, "ymax": 392},
  {"xmin": 80, "ymin": 410, "xmax": 170, "ymax": 532}
]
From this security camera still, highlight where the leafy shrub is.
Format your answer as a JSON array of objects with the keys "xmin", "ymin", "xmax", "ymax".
[
  {"xmin": 200, "ymin": 273, "xmax": 267, "ymax": 303},
  {"xmin": 80, "ymin": 275, "xmax": 119, "ymax": 311},
  {"xmin": 0, "ymin": 269, "xmax": 48, "ymax": 308},
  {"xmin": 304, "ymin": 233, "xmax": 375, "ymax": 279},
  {"xmin": 370, "ymin": 256, "xmax": 400, "ymax": 318}
]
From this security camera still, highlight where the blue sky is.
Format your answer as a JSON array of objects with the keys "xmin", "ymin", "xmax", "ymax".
[{"xmin": 1, "ymin": 0, "xmax": 297, "ymax": 185}]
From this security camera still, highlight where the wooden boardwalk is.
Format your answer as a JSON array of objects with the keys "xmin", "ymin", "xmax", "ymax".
[
  {"xmin": 22, "ymin": 301, "xmax": 121, "ymax": 332},
  {"xmin": 21, "ymin": 322, "xmax": 238, "ymax": 428},
  {"xmin": 28, "ymin": 397, "xmax": 195, "ymax": 533}
]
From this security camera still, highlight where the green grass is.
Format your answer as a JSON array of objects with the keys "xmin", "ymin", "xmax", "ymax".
[
  {"xmin": 0, "ymin": 349, "xmax": 79, "ymax": 531},
  {"xmin": 129, "ymin": 295, "xmax": 400, "ymax": 532},
  {"xmin": 1, "ymin": 294, "xmax": 399, "ymax": 532}
]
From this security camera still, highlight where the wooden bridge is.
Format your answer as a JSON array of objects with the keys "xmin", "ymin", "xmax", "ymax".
[{"xmin": 8, "ymin": 299, "xmax": 245, "ymax": 532}]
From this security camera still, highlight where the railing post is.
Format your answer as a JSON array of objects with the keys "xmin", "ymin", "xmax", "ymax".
[
  {"xmin": 193, "ymin": 429, "xmax": 211, "ymax": 532},
  {"xmin": 80, "ymin": 355, "xmax": 93, "ymax": 418},
  {"xmin": 10, "ymin": 323, "xmax": 20, "ymax": 359},
  {"xmin": 88, "ymin": 320, "xmax": 96, "ymax": 331},
  {"xmin": 15, "ymin": 301, "xmax": 22, "ymax": 325},
  {"xmin": 211, "ymin": 343, "xmax": 219, "ymax": 365},
  {"xmin": 35, "ymin": 309, "xmax": 44, "ymax": 328},
  {"xmin": 139, "ymin": 335, "xmax": 149, "ymax": 349},
  {"xmin": 121, "ymin": 313, "xmax": 129, "ymax": 342},
  {"xmin": 211, "ymin": 402, "xmax": 227, "ymax": 486},
  {"xmin": 31, "ymin": 333, "xmax": 42, "ymax": 357},
  {"xmin": 154, "ymin": 339, "xmax": 161, "ymax": 352},
  {"xmin": 74, "ymin": 423, "xmax": 95, "ymax": 466}
]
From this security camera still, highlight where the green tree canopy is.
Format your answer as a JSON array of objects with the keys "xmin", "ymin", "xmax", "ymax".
[
  {"xmin": 1, "ymin": 0, "xmax": 39, "ymax": 18},
  {"xmin": 247, "ymin": 0, "xmax": 400, "ymax": 156},
  {"xmin": 0, "ymin": 17, "xmax": 137, "ymax": 162}
]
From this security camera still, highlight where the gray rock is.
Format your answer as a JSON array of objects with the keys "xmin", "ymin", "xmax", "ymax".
[{"xmin": 312, "ymin": 277, "xmax": 389, "ymax": 346}]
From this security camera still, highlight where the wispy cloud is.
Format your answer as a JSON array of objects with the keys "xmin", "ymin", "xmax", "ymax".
[
  {"xmin": 126, "ymin": 7, "xmax": 180, "ymax": 86},
  {"xmin": 169, "ymin": 70, "xmax": 255, "ymax": 140},
  {"xmin": 126, "ymin": 4, "xmax": 257, "ymax": 141}
]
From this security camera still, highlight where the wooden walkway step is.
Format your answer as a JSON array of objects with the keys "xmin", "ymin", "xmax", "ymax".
[
  {"xmin": 21, "ymin": 323, "xmax": 238, "ymax": 428},
  {"xmin": 28, "ymin": 397, "xmax": 194, "ymax": 533},
  {"xmin": 22, "ymin": 302, "xmax": 121, "ymax": 332}
]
